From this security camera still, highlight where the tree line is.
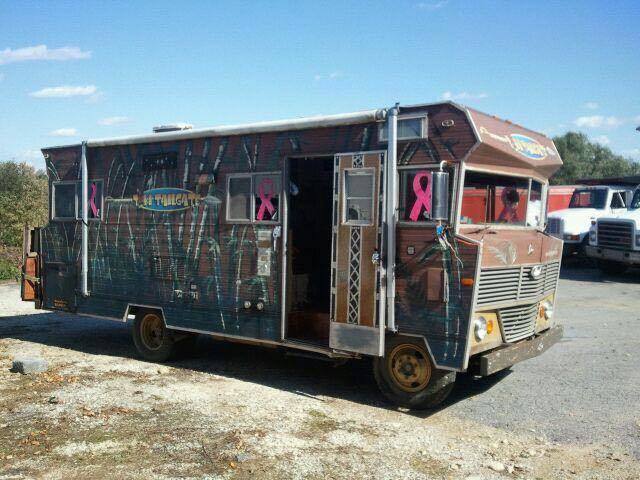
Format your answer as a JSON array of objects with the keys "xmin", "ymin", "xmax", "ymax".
[{"xmin": 0, "ymin": 131, "xmax": 638, "ymax": 279}]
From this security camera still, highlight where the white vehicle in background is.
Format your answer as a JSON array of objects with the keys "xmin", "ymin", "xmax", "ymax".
[
  {"xmin": 546, "ymin": 185, "xmax": 632, "ymax": 256},
  {"xmin": 586, "ymin": 188, "xmax": 640, "ymax": 274}
]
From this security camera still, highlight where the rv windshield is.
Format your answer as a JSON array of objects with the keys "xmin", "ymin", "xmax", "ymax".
[
  {"xmin": 630, "ymin": 190, "xmax": 640, "ymax": 209},
  {"xmin": 568, "ymin": 189, "xmax": 607, "ymax": 209},
  {"xmin": 460, "ymin": 171, "xmax": 544, "ymax": 227}
]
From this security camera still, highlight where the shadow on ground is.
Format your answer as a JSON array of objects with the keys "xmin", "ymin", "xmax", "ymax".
[
  {"xmin": 559, "ymin": 255, "xmax": 639, "ymax": 283},
  {"xmin": 0, "ymin": 311, "xmax": 509, "ymax": 417}
]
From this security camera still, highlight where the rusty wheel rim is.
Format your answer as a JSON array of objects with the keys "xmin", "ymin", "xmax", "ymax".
[
  {"xmin": 140, "ymin": 313, "xmax": 165, "ymax": 351},
  {"xmin": 387, "ymin": 344, "xmax": 432, "ymax": 393}
]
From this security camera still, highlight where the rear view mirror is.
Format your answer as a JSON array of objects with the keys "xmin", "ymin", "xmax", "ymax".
[{"xmin": 431, "ymin": 171, "xmax": 450, "ymax": 221}]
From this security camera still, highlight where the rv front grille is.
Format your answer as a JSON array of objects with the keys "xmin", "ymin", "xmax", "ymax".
[
  {"xmin": 546, "ymin": 217, "xmax": 563, "ymax": 236},
  {"xmin": 597, "ymin": 220, "xmax": 634, "ymax": 250},
  {"xmin": 498, "ymin": 303, "xmax": 539, "ymax": 343},
  {"xmin": 476, "ymin": 261, "xmax": 560, "ymax": 307}
]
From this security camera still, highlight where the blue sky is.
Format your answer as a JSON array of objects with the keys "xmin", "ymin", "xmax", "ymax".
[{"xmin": 1, "ymin": 0, "xmax": 639, "ymax": 170}]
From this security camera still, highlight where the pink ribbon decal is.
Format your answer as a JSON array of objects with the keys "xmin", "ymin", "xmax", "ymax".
[
  {"xmin": 409, "ymin": 171, "xmax": 432, "ymax": 221},
  {"xmin": 256, "ymin": 178, "xmax": 276, "ymax": 220},
  {"xmin": 89, "ymin": 182, "xmax": 99, "ymax": 218}
]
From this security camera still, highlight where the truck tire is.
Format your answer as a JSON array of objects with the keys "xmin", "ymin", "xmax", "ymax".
[
  {"xmin": 373, "ymin": 336, "xmax": 456, "ymax": 409},
  {"xmin": 132, "ymin": 310, "xmax": 176, "ymax": 362},
  {"xmin": 597, "ymin": 260, "xmax": 628, "ymax": 276}
]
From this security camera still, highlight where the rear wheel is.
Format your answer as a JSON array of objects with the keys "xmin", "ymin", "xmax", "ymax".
[
  {"xmin": 373, "ymin": 336, "xmax": 456, "ymax": 409},
  {"xmin": 598, "ymin": 260, "xmax": 628, "ymax": 276},
  {"xmin": 132, "ymin": 311, "xmax": 176, "ymax": 362}
]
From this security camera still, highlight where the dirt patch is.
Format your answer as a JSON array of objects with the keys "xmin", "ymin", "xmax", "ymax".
[{"xmin": 1, "ymin": 283, "xmax": 639, "ymax": 479}]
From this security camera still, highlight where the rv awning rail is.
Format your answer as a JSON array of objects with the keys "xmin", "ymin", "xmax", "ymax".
[{"xmin": 84, "ymin": 109, "xmax": 386, "ymax": 148}]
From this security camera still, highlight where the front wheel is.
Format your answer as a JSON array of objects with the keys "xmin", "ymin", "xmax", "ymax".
[{"xmin": 373, "ymin": 336, "xmax": 456, "ymax": 409}]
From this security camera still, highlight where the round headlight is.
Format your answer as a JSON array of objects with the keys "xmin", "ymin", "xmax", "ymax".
[
  {"xmin": 542, "ymin": 300, "xmax": 554, "ymax": 320},
  {"xmin": 474, "ymin": 316, "xmax": 488, "ymax": 341}
]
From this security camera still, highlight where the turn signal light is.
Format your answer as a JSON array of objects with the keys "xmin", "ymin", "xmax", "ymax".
[
  {"xmin": 461, "ymin": 278, "xmax": 474, "ymax": 287},
  {"xmin": 486, "ymin": 319, "xmax": 494, "ymax": 334}
]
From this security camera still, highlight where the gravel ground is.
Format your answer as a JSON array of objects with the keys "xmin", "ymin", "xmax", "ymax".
[
  {"xmin": 0, "ymin": 264, "xmax": 639, "ymax": 479},
  {"xmin": 447, "ymin": 262, "xmax": 640, "ymax": 454}
]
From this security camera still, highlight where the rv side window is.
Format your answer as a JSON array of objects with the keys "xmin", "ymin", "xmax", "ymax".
[
  {"xmin": 76, "ymin": 180, "xmax": 104, "ymax": 220},
  {"xmin": 227, "ymin": 176, "xmax": 252, "ymax": 221},
  {"xmin": 254, "ymin": 174, "xmax": 280, "ymax": 222},
  {"xmin": 399, "ymin": 169, "xmax": 433, "ymax": 222},
  {"xmin": 379, "ymin": 115, "xmax": 427, "ymax": 142},
  {"xmin": 343, "ymin": 169, "xmax": 374, "ymax": 226},
  {"xmin": 51, "ymin": 182, "xmax": 78, "ymax": 220}
]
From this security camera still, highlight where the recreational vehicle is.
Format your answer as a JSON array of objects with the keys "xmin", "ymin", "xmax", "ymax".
[{"xmin": 21, "ymin": 102, "xmax": 564, "ymax": 408}]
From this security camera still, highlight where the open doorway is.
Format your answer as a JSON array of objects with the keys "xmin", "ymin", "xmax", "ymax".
[{"xmin": 285, "ymin": 156, "xmax": 334, "ymax": 346}]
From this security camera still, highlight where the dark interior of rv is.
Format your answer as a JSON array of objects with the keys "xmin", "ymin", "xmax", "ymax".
[{"xmin": 286, "ymin": 156, "xmax": 334, "ymax": 346}]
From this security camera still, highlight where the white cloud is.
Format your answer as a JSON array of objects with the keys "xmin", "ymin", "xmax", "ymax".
[
  {"xmin": 594, "ymin": 135, "xmax": 610, "ymax": 145},
  {"xmin": 573, "ymin": 115, "xmax": 624, "ymax": 129},
  {"xmin": 49, "ymin": 128, "xmax": 78, "ymax": 137},
  {"xmin": 441, "ymin": 91, "xmax": 488, "ymax": 101},
  {"xmin": 417, "ymin": 0, "xmax": 449, "ymax": 9},
  {"xmin": 314, "ymin": 71, "xmax": 343, "ymax": 81},
  {"xmin": 98, "ymin": 116, "xmax": 132, "ymax": 126},
  {"xmin": 583, "ymin": 102, "xmax": 599, "ymax": 110},
  {"xmin": 30, "ymin": 85, "xmax": 98, "ymax": 98},
  {"xmin": 0, "ymin": 45, "xmax": 91, "ymax": 65}
]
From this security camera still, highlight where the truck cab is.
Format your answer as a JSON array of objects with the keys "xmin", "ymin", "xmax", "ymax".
[
  {"xmin": 547, "ymin": 185, "xmax": 631, "ymax": 255},
  {"xmin": 586, "ymin": 188, "xmax": 640, "ymax": 274}
]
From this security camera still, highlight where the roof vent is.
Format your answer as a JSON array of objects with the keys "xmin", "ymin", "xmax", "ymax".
[{"xmin": 152, "ymin": 123, "xmax": 193, "ymax": 133}]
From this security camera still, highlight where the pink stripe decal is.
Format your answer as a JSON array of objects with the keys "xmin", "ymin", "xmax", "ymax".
[
  {"xmin": 408, "ymin": 171, "xmax": 432, "ymax": 221},
  {"xmin": 89, "ymin": 182, "xmax": 99, "ymax": 218},
  {"xmin": 256, "ymin": 178, "xmax": 276, "ymax": 220}
]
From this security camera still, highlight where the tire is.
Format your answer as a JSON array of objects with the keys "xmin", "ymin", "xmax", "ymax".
[
  {"xmin": 132, "ymin": 310, "xmax": 176, "ymax": 362},
  {"xmin": 373, "ymin": 336, "xmax": 456, "ymax": 410},
  {"xmin": 598, "ymin": 260, "xmax": 628, "ymax": 276}
]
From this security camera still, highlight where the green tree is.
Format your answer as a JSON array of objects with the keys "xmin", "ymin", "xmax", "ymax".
[
  {"xmin": 551, "ymin": 132, "xmax": 640, "ymax": 184},
  {"xmin": 0, "ymin": 161, "xmax": 49, "ymax": 247}
]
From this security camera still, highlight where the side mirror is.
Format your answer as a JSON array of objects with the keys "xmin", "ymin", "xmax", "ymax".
[{"xmin": 431, "ymin": 171, "xmax": 450, "ymax": 221}]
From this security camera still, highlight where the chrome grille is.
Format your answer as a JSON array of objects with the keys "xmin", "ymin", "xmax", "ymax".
[
  {"xmin": 498, "ymin": 303, "xmax": 538, "ymax": 342},
  {"xmin": 546, "ymin": 217, "xmax": 563, "ymax": 236},
  {"xmin": 597, "ymin": 220, "xmax": 634, "ymax": 250},
  {"xmin": 477, "ymin": 261, "xmax": 560, "ymax": 307}
]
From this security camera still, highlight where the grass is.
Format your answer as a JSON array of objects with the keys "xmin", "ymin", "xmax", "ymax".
[
  {"xmin": 0, "ymin": 245, "xmax": 20, "ymax": 281},
  {"xmin": 304, "ymin": 409, "xmax": 341, "ymax": 435}
]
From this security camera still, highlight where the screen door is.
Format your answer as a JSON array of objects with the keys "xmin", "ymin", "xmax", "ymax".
[{"xmin": 329, "ymin": 151, "xmax": 385, "ymax": 356}]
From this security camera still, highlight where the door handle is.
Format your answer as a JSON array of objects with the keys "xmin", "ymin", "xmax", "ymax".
[{"xmin": 272, "ymin": 225, "xmax": 282, "ymax": 253}]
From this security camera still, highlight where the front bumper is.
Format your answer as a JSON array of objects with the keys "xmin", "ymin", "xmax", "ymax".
[
  {"xmin": 471, "ymin": 325, "xmax": 563, "ymax": 376},
  {"xmin": 585, "ymin": 246, "xmax": 640, "ymax": 265}
]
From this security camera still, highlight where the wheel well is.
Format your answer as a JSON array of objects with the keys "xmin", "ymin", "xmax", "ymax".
[
  {"xmin": 386, "ymin": 334, "xmax": 438, "ymax": 368},
  {"xmin": 126, "ymin": 305, "xmax": 165, "ymax": 323}
]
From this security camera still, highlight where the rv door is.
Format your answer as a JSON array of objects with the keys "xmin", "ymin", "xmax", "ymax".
[
  {"xmin": 21, "ymin": 225, "xmax": 41, "ymax": 303},
  {"xmin": 329, "ymin": 151, "xmax": 386, "ymax": 356}
]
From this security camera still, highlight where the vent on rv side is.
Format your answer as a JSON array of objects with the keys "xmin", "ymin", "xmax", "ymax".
[{"xmin": 152, "ymin": 123, "xmax": 193, "ymax": 133}]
